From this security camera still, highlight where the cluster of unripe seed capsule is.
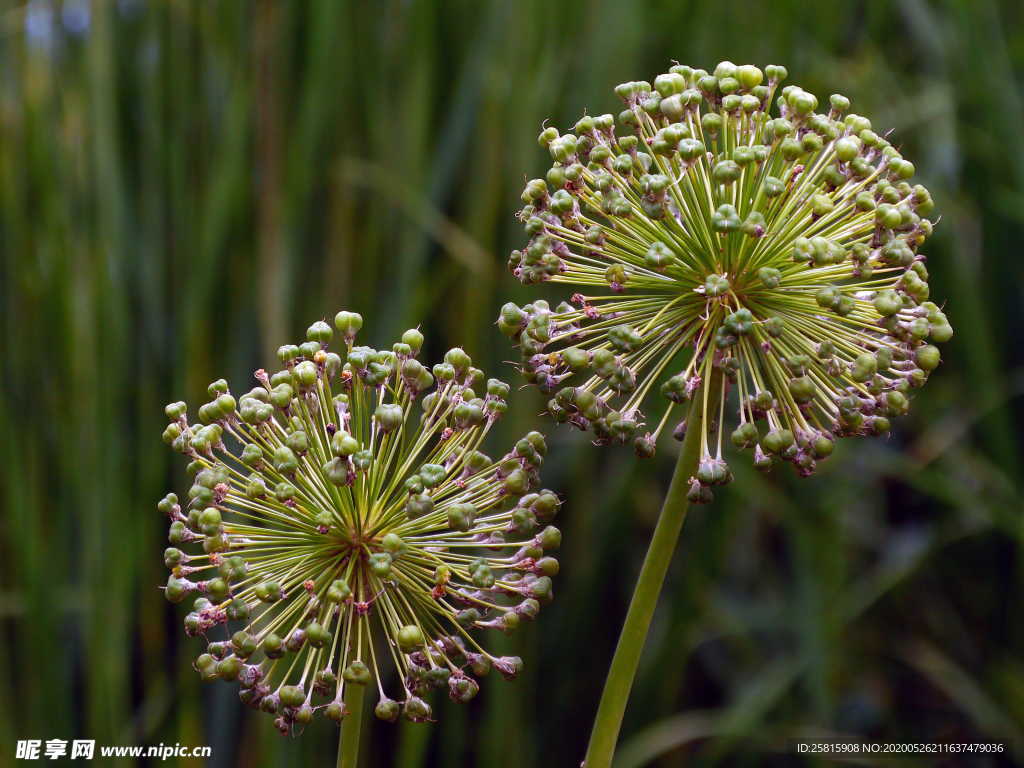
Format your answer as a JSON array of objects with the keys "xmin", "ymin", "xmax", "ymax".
[
  {"xmin": 160, "ymin": 312, "xmax": 562, "ymax": 732},
  {"xmin": 500, "ymin": 61, "xmax": 950, "ymax": 500}
]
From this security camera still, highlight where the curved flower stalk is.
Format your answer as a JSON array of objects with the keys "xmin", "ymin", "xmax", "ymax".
[
  {"xmin": 501, "ymin": 61, "xmax": 950, "ymax": 504},
  {"xmin": 499, "ymin": 62, "xmax": 950, "ymax": 767},
  {"xmin": 158, "ymin": 312, "xmax": 561, "ymax": 754}
]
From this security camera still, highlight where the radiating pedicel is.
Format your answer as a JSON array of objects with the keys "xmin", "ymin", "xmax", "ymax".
[
  {"xmin": 159, "ymin": 313, "xmax": 560, "ymax": 733},
  {"xmin": 501, "ymin": 61, "xmax": 950, "ymax": 501}
]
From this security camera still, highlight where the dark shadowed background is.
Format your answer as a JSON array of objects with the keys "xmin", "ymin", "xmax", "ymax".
[{"xmin": 1, "ymin": 1, "xmax": 1023, "ymax": 765}]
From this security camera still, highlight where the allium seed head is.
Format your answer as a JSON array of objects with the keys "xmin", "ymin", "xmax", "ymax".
[
  {"xmin": 503, "ymin": 62, "xmax": 950, "ymax": 494},
  {"xmin": 160, "ymin": 314, "xmax": 561, "ymax": 732}
]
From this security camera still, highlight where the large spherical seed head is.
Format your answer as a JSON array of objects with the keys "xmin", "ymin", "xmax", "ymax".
[
  {"xmin": 158, "ymin": 312, "xmax": 563, "ymax": 731},
  {"xmin": 504, "ymin": 62, "xmax": 949, "ymax": 488}
]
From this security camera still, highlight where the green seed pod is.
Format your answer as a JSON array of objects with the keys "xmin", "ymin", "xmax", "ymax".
[
  {"xmin": 326, "ymin": 578, "xmax": 351, "ymax": 603},
  {"xmin": 731, "ymin": 422, "xmax": 759, "ymax": 449},
  {"xmin": 369, "ymin": 552, "xmax": 393, "ymax": 578},
  {"xmin": 405, "ymin": 492, "xmax": 433, "ymax": 520},
  {"xmin": 324, "ymin": 352, "xmax": 343, "ymax": 378},
  {"xmin": 403, "ymin": 696, "xmax": 432, "ymax": 722},
  {"xmin": 788, "ymin": 376, "xmax": 815, "ymax": 403},
  {"xmin": 164, "ymin": 547, "xmax": 185, "ymax": 568},
  {"xmin": 198, "ymin": 507, "xmax": 222, "ymax": 536},
  {"xmin": 277, "ymin": 345, "xmax": 300, "ymax": 365},
  {"xmin": 274, "ymin": 481, "xmax": 296, "ymax": 503},
  {"xmin": 217, "ymin": 656, "xmax": 242, "ymax": 681},
  {"xmin": 374, "ymin": 403, "xmax": 404, "ymax": 432},
  {"xmin": 812, "ymin": 435, "xmax": 835, "ymax": 458},
  {"xmin": 196, "ymin": 653, "xmax": 218, "ymax": 681},
  {"xmin": 397, "ymin": 624, "xmax": 425, "ymax": 653},
  {"xmin": 712, "ymin": 160, "xmax": 741, "ymax": 184},
  {"xmin": 382, "ymin": 533, "xmax": 406, "ymax": 556},
  {"xmin": 915, "ymin": 344, "xmax": 940, "ymax": 371},
  {"xmin": 305, "ymin": 626, "xmax": 329, "ymax": 651},
  {"xmin": 232, "ymin": 631, "xmax": 258, "ymax": 658},
  {"xmin": 538, "ymin": 525, "xmax": 562, "ymax": 550},
  {"xmin": 255, "ymin": 581, "xmax": 281, "ymax": 603},
  {"xmin": 763, "ymin": 429, "xmax": 795, "ymax": 455},
  {"xmin": 343, "ymin": 660, "xmax": 371, "ymax": 685},
  {"xmin": 262, "ymin": 633, "xmax": 284, "ymax": 659},
  {"xmin": 245, "ymin": 474, "xmax": 268, "ymax": 498},
  {"xmin": 319, "ymin": 457, "xmax": 349, "ymax": 487},
  {"xmin": 270, "ymin": 444, "xmax": 299, "ymax": 475},
  {"xmin": 279, "ymin": 685, "xmax": 305, "ymax": 708},
  {"xmin": 503, "ymin": 468, "xmax": 529, "ymax": 495},
  {"xmin": 447, "ymin": 502, "xmax": 477, "ymax": 532},
  {"xmin": 206, "ymin": 577, "xmax": 229, "ymax": 603},
  {"xmin": 284, "ymin": 430, "xmax": 307, "ymax": 460},
  {"xmin": 874, "ymin": 289, "xmax": 903, "ymax": 316},
  {"xmin": 850, "ymin": 352, "xmax": 878, "ymax": 383},
  {"xmin": 535, "ymin": 556, "xmax": 560, "ymax": 577},
  {"xmin": 705, "ymin": 274, "xmax": 730, "ymax": 296},
  {"xmin": 334, "ymin": 311, "xmax": 363, "ymax": 340},
  {"xmin": 419, "ymin": 463, "xmax": 447, "ymax": 488},
  {"xmin": 165, "ymin": 575, "xmax": 191, "ymax": 604},
  {"xmin": 375, "ymin": 698, "xmax": 401, "ymax": 722},
  {"xmin": 307, "ymin": 320, "xmax": 333, "ymax": 344},
  {"xmin": 331, "ymin": 430, "xmax": 359, "ymax": 456},
  {"xmin": 225, "ymin": 599, "xmax": 249, "ymax": 622}
]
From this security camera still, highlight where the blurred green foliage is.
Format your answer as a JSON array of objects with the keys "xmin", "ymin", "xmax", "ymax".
[{"xmin": 1, "ymin": 1, "xmax": 1022, "ymax": 766}]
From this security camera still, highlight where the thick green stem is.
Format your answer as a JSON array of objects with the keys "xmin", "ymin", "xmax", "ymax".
[
  {"xmin": 337, "ymin": 683, "xmax": 367, "ymax": 768},
  {"xmin": 583, "ymin": 371, "xmax": 722, "ymax": 767}
]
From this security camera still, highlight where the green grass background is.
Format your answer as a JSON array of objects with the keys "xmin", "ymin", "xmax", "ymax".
[{"xmin": 1, "ymin": 1, "xmax": 1022, "ymax": 765}]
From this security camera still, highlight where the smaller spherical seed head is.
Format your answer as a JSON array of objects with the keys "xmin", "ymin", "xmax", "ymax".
[
  {"xmin": 503, "ymin": 62, "xmax": 950, "ymax": 497},
  {"xmin": 160, "ymin": 315, "xmax": 562, "ymax": 732}
]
